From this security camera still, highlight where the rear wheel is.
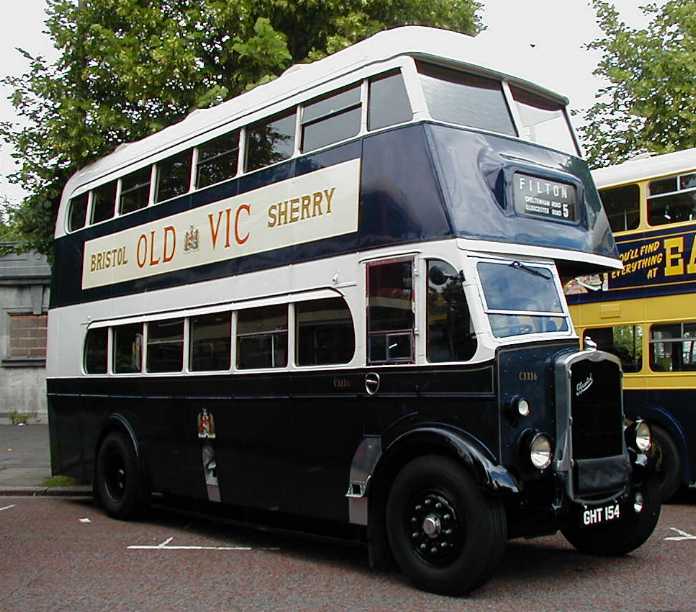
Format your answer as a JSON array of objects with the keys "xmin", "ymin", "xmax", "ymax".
[
  {"xmin": 562, "ymin": 482, "xmax": 661, "ymax": 556},
  {"xmin": 651, "ymin": 425, "xmax": 682, "ymax": 502},
  {"xmin": 95, "ymin": 430, "xmax": 148, "ymax": 519},
  {"xmin": 386, "ymin": 455, "xmax": 507, "ymax": 595}
]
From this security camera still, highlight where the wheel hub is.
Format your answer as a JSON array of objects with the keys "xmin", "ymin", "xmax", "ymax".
[
  {"xmin": 422, "ymin": 515, "xmax": 441, "ymax": 538},
  {"xmin": 408, "ymin": 492, "xmax": 460, "ymax": 566}
]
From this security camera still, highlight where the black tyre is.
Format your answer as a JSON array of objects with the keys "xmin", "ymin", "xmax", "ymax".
[
  {"xmin": 95, "ymin": 430, "xmax": 148, "ymax": 519},
  {"xmin": 651, "ymin": 425, "xmax": 682, "ymax": 502},
  {"xmin": 562, "ymin": 481, "xmax": 661, "ymax": 556},
  {"xmin": 386, "ymin": 455, "xmax": 507, "ymax": 596}
]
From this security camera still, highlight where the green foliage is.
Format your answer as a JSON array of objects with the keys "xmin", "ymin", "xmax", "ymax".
[
  {"xmin": 8, "ymin": 410, "xmax": 35, "ymax": 425},
  {"xmin": 42, "ymin": 474, "xmax": 78, "ymax": 487},
  {"xmin": 1, "ymin": 0, "xmax": 482, "ymax": 258},
  {"xmin": 580, "ymin": 0, "xmax": 696, "ymax": 168}
]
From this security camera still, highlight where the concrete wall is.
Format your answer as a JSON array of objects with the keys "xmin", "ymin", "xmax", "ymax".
[{"xmin": 0, "ymin": 248, "xmax": 51, "ymax": 419}]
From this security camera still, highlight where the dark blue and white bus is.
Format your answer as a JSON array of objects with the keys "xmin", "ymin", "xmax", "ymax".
[{"xmin": 48, "ymin": 27, "xmax": 660, "ymax": 595}]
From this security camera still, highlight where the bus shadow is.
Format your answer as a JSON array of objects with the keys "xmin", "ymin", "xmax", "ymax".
[
  {"xmin": 668, "ymin": 487, "xmax": 696, "ymax": 505},
  {"xmin": 60, "ymin": 497, "xmax": 643, "ymax": 597}
]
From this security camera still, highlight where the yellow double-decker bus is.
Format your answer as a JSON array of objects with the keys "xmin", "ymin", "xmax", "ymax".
[{"xmin": 567, "ymin": 148, "xmax": 696, "ymax": 501}]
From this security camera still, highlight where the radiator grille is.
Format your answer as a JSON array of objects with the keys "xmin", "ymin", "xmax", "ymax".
[{"xmin": 570, "ymin": 358, "xmax": 623, "ymax": 460}]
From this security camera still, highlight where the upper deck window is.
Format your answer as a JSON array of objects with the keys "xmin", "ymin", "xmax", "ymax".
[
  {"xmin": 196, "ymin": 131, "xmax": 239, "ymax": 189},
  {"xmin": 156, "ymin": 149, "xmax": 192, "ymax": 203},
  {"xmin": 417, "ymin": 62, "xmax": 516, "ymax": 136},
  {"xmin": 246, "ymin": 111, "xmax": 296, "ymax": 172},
  {"xmin": 647, "ymin": 172, "xmax": 696, "ymax": 226},
  {"xmin": 91, "ymin": 181, "xmax": 117, "ymax": 224},
  {"xmin": 301, "ymin": 85, "xmax": 361, "ymax": 153},
  {"xmin": 509, "ymin": 86, "xmax": 577, "ymax": 155},
  {"xmin": 68, "ymin": 193, "xmax": 89, "ymax": 232},
  {"xmin": 477, "ymin": 260, "xmax": 568, "ymax": 338},
  {"xmin": 368, "ymin": 72, "xmax": 412, "ymax": 131},
  {"xmin": 119, "ymin": 167, "xmax": 151, "ymax": 215},
  {"xmin": 599, "ymin": 184, "xmax": 640, "ymax": 232}
]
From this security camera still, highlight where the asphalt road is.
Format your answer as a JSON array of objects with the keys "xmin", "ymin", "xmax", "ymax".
[
  {"xmin": 0, "ymin": 424, "xmax": 51, "ymax": 487},
  {"xmin": 1, "ymin": 495, "xmax": 695, "ymax": 611}
]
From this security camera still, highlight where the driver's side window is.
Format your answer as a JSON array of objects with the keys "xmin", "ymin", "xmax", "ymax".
[{"xmin": 427, "ymin": 259, "xmax": 477, "ymax": 362}]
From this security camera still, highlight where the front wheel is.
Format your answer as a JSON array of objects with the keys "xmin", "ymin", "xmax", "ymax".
[
  {"xmin": 562, "ymin": 483, "xmax": 661, "ymax": 556},
  {"xmin": 95, "ymin": 430, "xmax": 148, "ymax": 520},
  {"xmin": 386, "ymin": 455, "xmax": 507, "ymax": 596}
]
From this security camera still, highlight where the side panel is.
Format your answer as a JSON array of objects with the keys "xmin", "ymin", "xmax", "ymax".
[
  {"xmin": 624, "ymin": 389, "xmax": 695, "ymax": 483},
  {"xmin": 47, "ymin": 362, "xmax": 497, "ymax": 523},
  {"xmin": 50, "ymin": 126, "xmax": 450, "ymax": 310}
]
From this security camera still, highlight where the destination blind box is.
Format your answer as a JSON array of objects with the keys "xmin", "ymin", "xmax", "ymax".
[{"xmin": 513, "ymin": 172, "xmax": 578, "ymax": 223}]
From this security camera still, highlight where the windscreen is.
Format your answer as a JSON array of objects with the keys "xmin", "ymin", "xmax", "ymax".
[{"xmin": 477, "ymin": 261, "xmax": 568, "ymax": 338}]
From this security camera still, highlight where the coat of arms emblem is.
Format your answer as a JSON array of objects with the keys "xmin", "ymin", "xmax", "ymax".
[{"xmin": 197, "ymin": 408, "xmax": 216, "ymax": 439}]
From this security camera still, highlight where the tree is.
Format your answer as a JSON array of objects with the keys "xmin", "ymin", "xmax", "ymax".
[
  {"xmin": 580, "ymin": 0, "xmax": 696, "ymax": 168},
  {"xmin": 1, "ymin": 0, "xmax": 482, "ymax": 257}
]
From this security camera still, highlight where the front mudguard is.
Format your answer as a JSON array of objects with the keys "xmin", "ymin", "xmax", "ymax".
[{"xmin": 363, "ymin": 426, "xmax": 518, "ymax": 570}]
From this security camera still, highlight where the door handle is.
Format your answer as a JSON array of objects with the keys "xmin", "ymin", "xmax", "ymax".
[{"xmin": 365, "ymin": 372, "xmax": 381, "ymax": 396}]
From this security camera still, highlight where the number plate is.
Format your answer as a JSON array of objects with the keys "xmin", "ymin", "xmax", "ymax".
[
  {"xmin": 513, "ymin": 173, "xmax": 577, "ymax": 222},
  {"xmin": 581, "ymin": 503, "xmax": 621, "ymax": 527}
]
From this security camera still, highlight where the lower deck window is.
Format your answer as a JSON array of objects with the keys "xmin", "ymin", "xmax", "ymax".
[
  {"xmin": 237, "ymin": 305, "xmax": 288, "ymax": 369},
  {"xmin": 147, "ymin": 319, "xmax": 184, "ymax": 373},
  {"xmin": 296, "ymin": 298, "xmax": 354, "ymax": 366},
  {"xmin": 84, "ymin": 328, "xmax": 108, "ymax": 374},
  {"xmin": 584, "ymin": 325, "xmax": 643, "ymax": 373},
  {"xmin": 190, "ymin": 312, "xmax": 231, "ymax": 371},
  {"xmin": 650, "ymin": 323, "xmax": 696, "ymax": 371},
  {"xmin": 113, "ymin": 323, "xmax": 143, "ymax": 373}
]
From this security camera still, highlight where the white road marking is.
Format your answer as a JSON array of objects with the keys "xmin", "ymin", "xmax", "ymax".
[
  {"xmin": 79, "ymin": 518, "xmax": 91, "ymax": 523},
  {"xmin": 128, "ymin": 536, "xmax": 279, "ymax": 551},
  {"xmin": 0, "ymin": 504, "xmax": 16, "ymax": 512},
  {"xmin": 665, "ymin": 527, "xmax": 696, "ymax": 541}
]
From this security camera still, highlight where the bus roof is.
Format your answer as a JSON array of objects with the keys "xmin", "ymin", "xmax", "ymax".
[
  {"xmin": 62, "ymin": 26, "xmax": 568, "ymax": 202},
  {"xmin": 592, "ymin": 148, "xmax": 696, "ymax": 189}
]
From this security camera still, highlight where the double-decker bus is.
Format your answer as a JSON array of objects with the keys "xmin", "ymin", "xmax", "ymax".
[
  {"xmin": 568, "ymin": 148, "xmax": 696, "ymax": 501},
  {"xmin": 48, "ymin": 27, "xmax": 659, "ymax": 595}
]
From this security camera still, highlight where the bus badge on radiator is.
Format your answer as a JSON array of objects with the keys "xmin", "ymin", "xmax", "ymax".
[
  {"xmin": 575, "ymin": 374, "xmax": 594, "ymax": 397},
  {"xmin": 197, "ymin": 408, "xmax": 216, "ymax": 439}
]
